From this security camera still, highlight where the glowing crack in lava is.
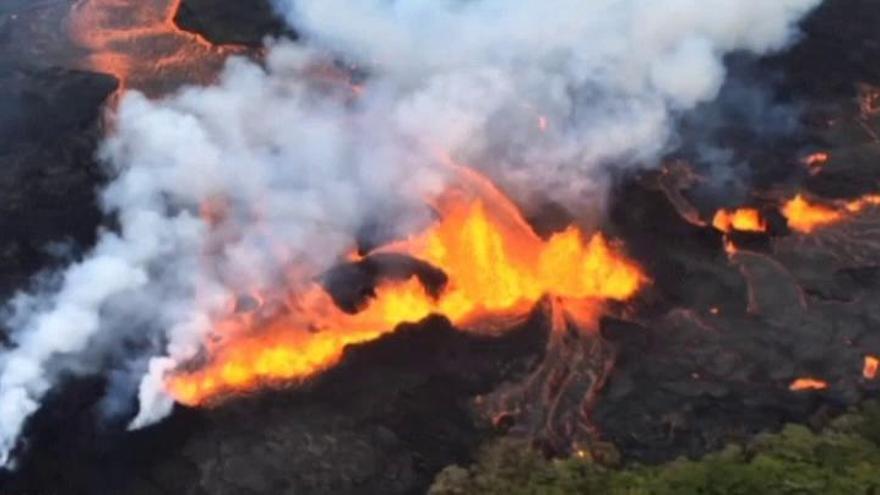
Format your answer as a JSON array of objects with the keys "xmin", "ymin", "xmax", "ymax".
[
  {"xmin": 68, "ymin": 0, "xmax": 244, "ymax": 94},
  {"xmin": 864, "ymin": 356, "xmax": 879, "ymax": 380},
  {"xmin": 802, "ymin": 152, "xmax": 829, "ymax": 167},
  {"xmin": 801, "ymin": 152, "xmax": 829, "ymax": 175},
  {"xmin": 168, "ymin": 167, "xmax": 646, "ymax": 406},
  {"xmin": 789, "ymin": 378, "xmax": 828, "ymax": 391},
  {"xmin": 781, "ymin": 193, "xmax": 880, "ymax": 233},
  {"xmin": 712, "ymin": 208, "xmax": 767, "ymax": 234}
]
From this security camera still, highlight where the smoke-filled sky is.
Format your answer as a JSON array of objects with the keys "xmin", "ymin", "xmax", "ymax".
[{"xmin": 0, "ymin": 0, "xmax": 821, "ymax": 466}]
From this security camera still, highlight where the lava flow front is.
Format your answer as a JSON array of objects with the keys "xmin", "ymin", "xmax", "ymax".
[{"xmin": 168, "ymin": 166, "xmax": 646, "ymax": 406}]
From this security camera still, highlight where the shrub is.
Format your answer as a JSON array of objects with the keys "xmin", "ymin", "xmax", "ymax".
[{"xmin": 430, "ymin": 402, "xmax": 880, "ymax": 495}]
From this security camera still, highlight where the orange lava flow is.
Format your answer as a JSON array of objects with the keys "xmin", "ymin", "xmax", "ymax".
[
  {"xmin": 712, "ymin": 208, "xmax": 767, "ymax": 234},
  {"xmin": 68, "ymin": 0, "xmax": 245, "ymax": 95},
  {"xmin": 723, "ymin": 237, "xmax": 738, "ymax": 257},
  {"xmin": 781, "ymin": 195, "xmax": 844, "ymax": 233},
  {"xmin": 789, "ymin": 378, "xmax": 828, "ymax": 391},
  {"xmin": 781, "ymin": 193, "xmax": 880, "ymax": 233},
  {"xmin": 167, "ymin": 167, "xmax": 646, "ymax": 406},
  {"xmin": 843, "ymin": 194, "xmax": 880, "ymax": 213},
  {"xmin": 864, "ymin": 356, "xmax": 879, "ymax": 380}
]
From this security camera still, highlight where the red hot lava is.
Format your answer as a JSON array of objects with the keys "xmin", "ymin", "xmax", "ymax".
[
  {"xmin": 864, "ymin": 356, "xmax": 879, "ymax": 380},
  {"xmin": 781, "ymin": 193, "xmax": 880, "ymax": 233},
  {"xmin": 789, "ymin": 378, "xmax": 828, "ymax": 391},
  {"xmin": 801, "ymin": 152, "xmax": 829, "ymax": 175},
  {"xmin": 712, "ymin": 208, "xmax": 767, "ymax": 234}
]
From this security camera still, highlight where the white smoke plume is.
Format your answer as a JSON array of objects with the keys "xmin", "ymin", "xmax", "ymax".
[{"xmin": 0, "ymin": 0, "xmax": 820, "ymax": 466}]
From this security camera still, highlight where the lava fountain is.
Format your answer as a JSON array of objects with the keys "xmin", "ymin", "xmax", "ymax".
[{"xmin": 168, "ymin": 164, "xmax": 646, "ymax": 406}]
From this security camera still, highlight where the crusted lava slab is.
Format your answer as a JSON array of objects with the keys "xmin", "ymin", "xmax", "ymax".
[
  {"xmin": 175, "ymin": 0, "xmax": 293, "ymax": 47},
  {"xmin": 322, "ymin": 253, "xmax": 449, "ymax": 313}
]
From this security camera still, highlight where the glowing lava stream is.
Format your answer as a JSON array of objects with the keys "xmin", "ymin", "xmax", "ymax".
[
  {"xmin": 789, "ymin": 378, "xmax": 828, "ymax": 391},
  {"xmin": 167, "ymin": 166, "xmax": 647, "ymax": 406},
  {"xmin": 712, "ymin": 208, "xmax": 767, "ymax": 234},
  {"xmin": 68, "ymin": 0, "xmax": 245, "ymax": 95},
  {"xmin": 781, "ymin": 193, "xmax": 880, "ymax": 233}
]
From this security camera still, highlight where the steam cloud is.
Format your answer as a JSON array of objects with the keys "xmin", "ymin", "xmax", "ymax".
[{"xmin": 0, "ymin": 0, "xmax": 821, "ymax": 466}]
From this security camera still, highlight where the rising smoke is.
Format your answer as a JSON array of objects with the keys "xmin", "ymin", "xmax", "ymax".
[{"xmin": 0, "ymin": 0, "xmax": 821, "ymax": 466}]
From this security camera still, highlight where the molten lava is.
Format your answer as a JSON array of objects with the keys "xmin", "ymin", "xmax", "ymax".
[
  {"xmin": 789, "ymin": 378, "xmax": 828, "ymax": 391},
  {"xmin": 864, "ymin": 356, "xmax": 879, "ymax": 380},
  {"xmin": 802, "ymin": 152, "xmax": 829, "ymax": 167},
  {"xmin": 68, "ymin": 0, "xmax": 245, "ymax": 95},
  {"xmin": 781, "ymin": 193, "xmax": 880, "ymax": 233},
  {"xmin": 723, "ymin": 237, "xmax": 738, "ymax": 257},
  {"xmin": 167, "ymin": 167, "xmax": 646, "ymax": 406},
  {"xmin": 781, "ymin": 195, "xmax": 842, "ymax": 233},
  {"xmin": 802, "ymin": 152, "xmax": 829, "ymax": 176},
  {"xmin": 712, "ymin": 208, "xmax": 767, "ymax": 234},
  {"xmin": 843, "ymin": 194, "xmax": 880, "ymax": 213}
]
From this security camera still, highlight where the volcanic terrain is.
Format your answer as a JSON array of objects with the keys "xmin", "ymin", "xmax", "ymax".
[{"xmin": 2, "ymin": 1, "xmax": 880, "ymax": 494}]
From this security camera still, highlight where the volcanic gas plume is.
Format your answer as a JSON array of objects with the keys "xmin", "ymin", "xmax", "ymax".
[{"xmin": 0, "ymin": 0, "xmax": 822, "ymax": 466}]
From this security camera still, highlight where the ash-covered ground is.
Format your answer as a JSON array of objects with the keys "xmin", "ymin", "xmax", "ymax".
[{"xmin": 3, "ymin": 0, "xmax": 880, "ymax": 494}]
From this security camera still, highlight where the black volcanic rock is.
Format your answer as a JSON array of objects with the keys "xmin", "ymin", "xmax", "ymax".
[
  {"xmin": 595, "ymin": 86, "xmax": 880, "ymax": 463},
  {"xmin": 323, "ymin": 253, "xmax": 449, "ymax": 313},
  {"xmin": 2, "ymin": 315, "xmax": 548, "ymax": 495},
  {"xmin": 766, "ymin": 0, "xmax": 880, "ymax": 99},
  {"xmin": 9, "ymin": 0, "xmax": 880, "ymax": 492},
  {"xmin": 175, "ymin": 0, "xmax": 294, "ymax": 47},
  {"xmin": 174, "ymin": 317, "xmax": 545, "ymax": 495},
  {"xmin": 0, "ymin": 66, "xmax": 117, "ymax": 299}
]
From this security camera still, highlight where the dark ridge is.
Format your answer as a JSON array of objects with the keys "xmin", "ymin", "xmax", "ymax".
[
  {"xmin": 0, "ymin": 377, "xmax": 204, "ymax": 495},
  {"xmin": 765, "ymin": 0, "xmax": 880, "ymax": 99},
  {"xmin": 0, "ymin": 66, "xmax": 117, "ymax": 299},
  {"xmin": 322, "ymin": 253, "xmax": 448, "ymax": 314},
  {"xmin": 1, "ymin": 314, "xmax": 547, "ymax": 495}
]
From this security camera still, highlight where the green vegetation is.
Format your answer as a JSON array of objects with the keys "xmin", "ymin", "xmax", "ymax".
[{"xmin": 430, "ymin": 402, "xmax": 880, "ymax": 495}]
